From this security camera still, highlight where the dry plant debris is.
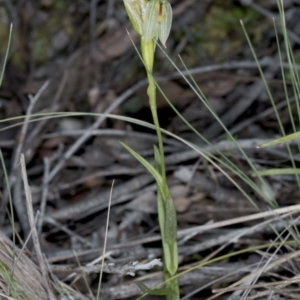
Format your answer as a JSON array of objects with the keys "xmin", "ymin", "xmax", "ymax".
[{"xmin": 0, "ymin": 231, "xmax": 48, "ymax": 300}]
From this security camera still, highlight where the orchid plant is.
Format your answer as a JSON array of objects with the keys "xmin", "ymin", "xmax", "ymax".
[{"xmin": 122, "ymin": 0, "xmax": 179, "ymax": 299}]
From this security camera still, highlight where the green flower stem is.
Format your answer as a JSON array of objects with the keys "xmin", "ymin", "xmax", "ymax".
[
  {"xmin": 141, "ymin": 37, "xmax": 167, "ymax": 194},
  {"xmin": 122, "ymin": 1, "xmax": 179, "ymax": 298},
  {"xmin": 141, "ymin": 37, "xmax": 179, "ymax": 300}
]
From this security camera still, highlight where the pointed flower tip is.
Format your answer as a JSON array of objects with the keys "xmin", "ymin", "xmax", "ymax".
[{"xmin": 123, "ymin": 0, "xmax": 146, "ymax": 36}]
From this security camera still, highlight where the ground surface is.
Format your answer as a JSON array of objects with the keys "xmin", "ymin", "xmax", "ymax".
[{"xmin": 1, "ymin": 1, "xmax": 300, "ymax": 299}]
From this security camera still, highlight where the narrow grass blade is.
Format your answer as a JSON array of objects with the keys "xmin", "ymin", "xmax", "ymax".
[
  {"xmin": 0, "ymin": 24, "xmax": 12, "ymax": 87},
  {"xmin": 253, "ymin": 168, "xmax": 300, "ymax": 177},
  {"xmin": 258, "ymin": 132, "xmax": 300, "ymax": 148}
]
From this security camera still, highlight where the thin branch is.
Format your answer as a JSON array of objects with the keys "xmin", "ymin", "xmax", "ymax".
[{"xmin": 20, "ymin": 154, "xmax": 56, "ymax": 300}]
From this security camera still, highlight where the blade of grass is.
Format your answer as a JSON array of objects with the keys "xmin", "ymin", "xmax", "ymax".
[
  {"xmin": 96, "ymin": 180, "xmax": 114, "ymax": 300},
  {"xmin": 0, "ymin": 24, "xmax": 12, "ymax": 87}
]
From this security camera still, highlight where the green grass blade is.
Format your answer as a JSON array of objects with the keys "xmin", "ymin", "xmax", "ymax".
[
  {"xmin": 253, "ymin": 168, "xmax": 300, "ymax": 177},
  {"xmin": 259, "ymin": 131, "xmax": 300, "ymax": 148},
  {"xmin": 0, "ymin": 24, "xmax": 12, "ymax": 87}
]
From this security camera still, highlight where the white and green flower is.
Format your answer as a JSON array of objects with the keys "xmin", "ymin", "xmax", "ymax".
[
  {"xmin": 143, "ymin": 0, "xmax": 172, "ymax": 47},
  {"xmin": 124, "ymin": 0, "xmax": 172, "ymax": 47}
]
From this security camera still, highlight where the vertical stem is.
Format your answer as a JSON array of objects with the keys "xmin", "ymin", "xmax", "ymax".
[
  {"xmin": 141, "ymin": 37, "xmax": 179, "ymax": 300},
  {"xmin": 141, "ymin": 38, "xmax": 167, "ymax": 193}
]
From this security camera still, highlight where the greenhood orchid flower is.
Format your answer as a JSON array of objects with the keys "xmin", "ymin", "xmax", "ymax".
[
  {"xmin": 143, "ymin": 0, "xmax": 172, "ymax": 47},
  {"xmin": 124, "ymin": 0, "xmax": 172, "ymax": 47}
]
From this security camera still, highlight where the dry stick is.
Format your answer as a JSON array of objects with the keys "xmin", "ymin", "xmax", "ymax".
[
  {"xmin": 13, "ymin": 213, "xmax": 40, "ymax": 272},
  {"xmin": 37, "ymin": 157, "xmax": 50, "ymax": 235},
  {"xmin": 89, "ymin": 0, "xmax": 98, "ymax": 59},
  {"xmin": 28, "ymin": 73, "xmax": 70, "ymax": 234},
  {"xmin": 49, "ymin": 172, "xmax": 153, "ymax": 221},
  {"xmin": 47, "ymin": 80, "xmax": 146, "ymax": 183},
  {"xmin": 20, "ymin": 154, "xmax": 56, "ymax": 300},
  {"xmin": 106, "ymin": 0, "xmax": 115, "ymax": 18},
  {"xmin": 177, "ymin": 204, "xmax": 300, "ymax": 239},
  {"xmin": 156, "ymin": 57, "xmax": 274, "ymax": 82},
  {"xmin": 10, "ymin": 81, "xmax": 49, "ymax": 240},
  {"xmin": 43, "ymin": 128, "xmax": 181, "ymax": 147},
  {"xmin": 51, "ymin": 259, "xmax": 163, "ymax": 277},
  {"xmin": 165, "ymin": 137, "xmax": 299, "ymax": 166},
  {"xmin": 53, "ymin": 166, "xmax": 145, "ymax": 191},
  {"xmin": 156, "ymin": 57, "xmax": 300, "ymax": 86},
  {"xmin": 182, "ymin": 213, "xmax": 300, "ymax": 256},
  {"xmin": 24, "ymin": 71, "xmax": 68, "ymax": 164},
  {"xmin": 43, "ymin": 215, "xmax": 93, "ymax": 247},
  {"xmin": 46, "ymin": 240, "xmax": 160, "ymax": 264},
  {"xmin": 11, "ymin": 81, "xmax": 49, "ymax": 173},
  {"xmin": 64, "ymin": 251, "xmax": 113, "ymax": 284}
]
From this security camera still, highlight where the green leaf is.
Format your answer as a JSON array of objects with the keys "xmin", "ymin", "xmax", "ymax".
[
  {"xmin": 164, "ymin": 195, "xmax": 177, "ymax": 244},
  {"xmin": 252, "ymin": 168, "xmax": 300, "ymax": 177},
  {"xmin": 154, "ymin": 146, "xmax": 166, "ymax": 238},
  {"xmin": 164, "ymin": 195, "xmax": 178, "ymax": 275},
  {"xmin": 154, "ymin": 145, "xmax": 162, "ymax": 175},
  {"xmin": 170, "ymin": 240, "xmax": 179, "ymax": 276},
  {"xmin": 258, "ymin": 131, "xmax": 300, "ymax": 148},
  {"xmin": 0, "ymin": 24, "xmax": 12, "ymax": 87},
  {"xmin": 163, "ymin": 241, "xmax": 178, "ymax": 276},
  {"xmin": 120, "ymin": 142, "xmax": 164, "ymax": 189}
]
